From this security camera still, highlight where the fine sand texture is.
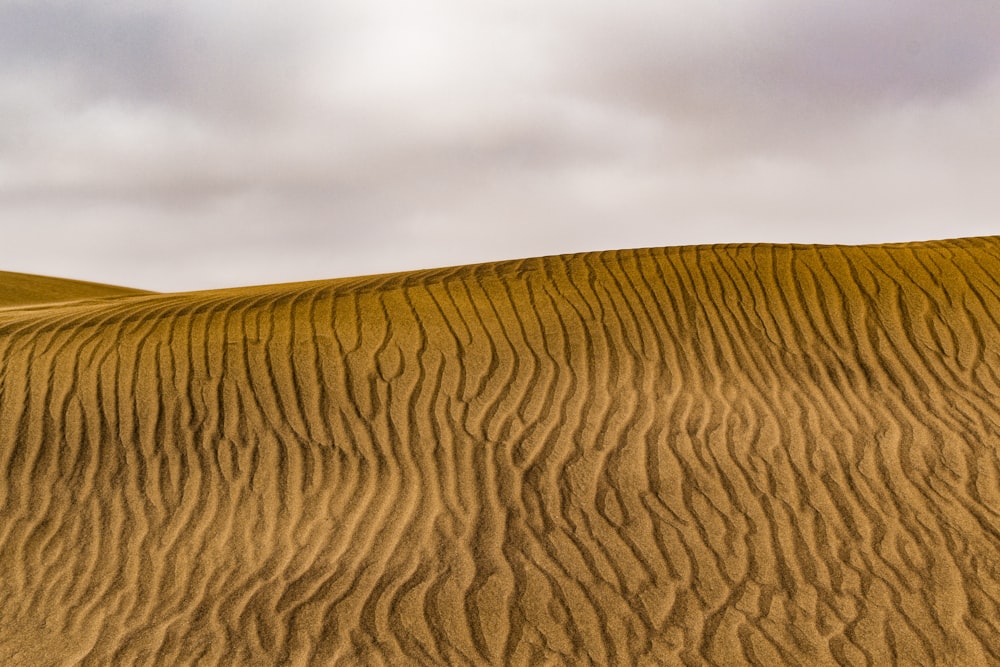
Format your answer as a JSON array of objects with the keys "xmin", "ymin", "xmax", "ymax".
[{"xmin": 1, "ymin": 237, "xmax": 999, "ymax": 665}]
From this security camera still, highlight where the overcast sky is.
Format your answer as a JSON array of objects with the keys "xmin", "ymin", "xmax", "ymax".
[{"xmin": 1, "ymin": 0, "xmax": 999, "ymax": 292}]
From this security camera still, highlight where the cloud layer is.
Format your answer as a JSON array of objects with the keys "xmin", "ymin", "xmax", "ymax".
[{"xmin": 1, "ymin": 0, "xmax": 999, "ymax": 291}]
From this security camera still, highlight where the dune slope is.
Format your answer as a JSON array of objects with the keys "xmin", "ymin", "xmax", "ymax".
[
  {"xmin": 0, "ymin": 270, "xmax": 152, "ymax": 308},
  {"xmin": 1, "ymin": 237, "xmax": 999, "ymax": 665}
]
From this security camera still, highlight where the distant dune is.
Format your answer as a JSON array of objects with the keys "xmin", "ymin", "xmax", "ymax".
[
  {"xmin": 1, "ymin": 237, "xmax": 999, "ymax": 665},
  {"xmin": 0, "ymin": 270, "xmax": 153, "ymax": 308}
]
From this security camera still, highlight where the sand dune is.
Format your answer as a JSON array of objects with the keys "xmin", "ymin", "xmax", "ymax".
[
  {"xmin": 1, "ymin": 237, "xmax": 999, "ymax": 665},
  {"xmin": 0, "ymin": 271, "xmax": 152, "ymax": 309}
]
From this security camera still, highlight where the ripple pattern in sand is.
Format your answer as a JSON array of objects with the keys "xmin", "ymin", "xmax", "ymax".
[{"xmin": 1, "ymin": 238, "xmax": 999, "ymax": 665}]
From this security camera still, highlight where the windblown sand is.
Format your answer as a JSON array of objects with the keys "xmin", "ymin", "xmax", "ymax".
[{"xmin": 1, "ymin": 238, "xmax": 999, "ymax": 665}]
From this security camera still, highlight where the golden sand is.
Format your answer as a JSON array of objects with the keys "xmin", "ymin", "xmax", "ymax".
[
  {"xmin": 1, "ymin": 237, "xmax": 999, "ymax": 665},
  {"xmin": 0, "ymin": 270, "xmax": 152, "ymax": 309}
]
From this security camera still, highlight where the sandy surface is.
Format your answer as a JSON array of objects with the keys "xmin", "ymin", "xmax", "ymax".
[
  {"xmin": 1, "ymin": 237, "xmax": 999, "ymax": 665},
  {"xmin": 0, "ymin": 270, "xmax": 152, "ymax": 309}
]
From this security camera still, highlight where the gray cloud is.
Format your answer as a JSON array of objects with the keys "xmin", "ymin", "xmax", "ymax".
[
  {"xmin": 0, "ymin": 4, "xmax": 171, "ymax": 90},
  {"xmin": 557, "ymin": 1, "xmax": 1000, "ymax": 152},
  {"xmin": 0, "ymin": 1, "xmax": 998, "ymax": 292}
]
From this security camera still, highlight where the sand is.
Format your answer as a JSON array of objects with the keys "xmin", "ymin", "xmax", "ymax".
[
  {"xmin": 0, "ymin": 237, "xmax": 998, "ymax": 665},
  {"xmin": 0, "ymin": 271, "xmax": 152, "ymax": 309}
]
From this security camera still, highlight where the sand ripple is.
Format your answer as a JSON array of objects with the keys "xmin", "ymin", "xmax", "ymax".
[{"xmin": 1, "ymin": 238, "xmax": 999, "ymax": 665}]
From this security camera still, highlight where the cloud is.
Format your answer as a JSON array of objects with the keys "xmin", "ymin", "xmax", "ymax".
[
  {"xmin": 0, "ymin": 1, "xmax": 998, "ymax": 291},
  {"xmin": 555, "ymin": 1, "xmax": 1000, "ymax": 151}
]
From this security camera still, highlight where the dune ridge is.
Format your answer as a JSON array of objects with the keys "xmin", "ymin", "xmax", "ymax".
[{"xmin": 1, "ymin": 237, "xmax": 999, "ymax": 665}]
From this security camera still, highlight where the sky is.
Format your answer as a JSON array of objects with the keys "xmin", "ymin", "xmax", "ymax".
[{"xmin": 1, "ymin": 0, "xmax": 999, "ymax": 292}]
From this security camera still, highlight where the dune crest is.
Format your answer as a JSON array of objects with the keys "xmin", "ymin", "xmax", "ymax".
[{"xmin": 1, "ymin": 237, "xmax": 999, "ymax": 665}]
